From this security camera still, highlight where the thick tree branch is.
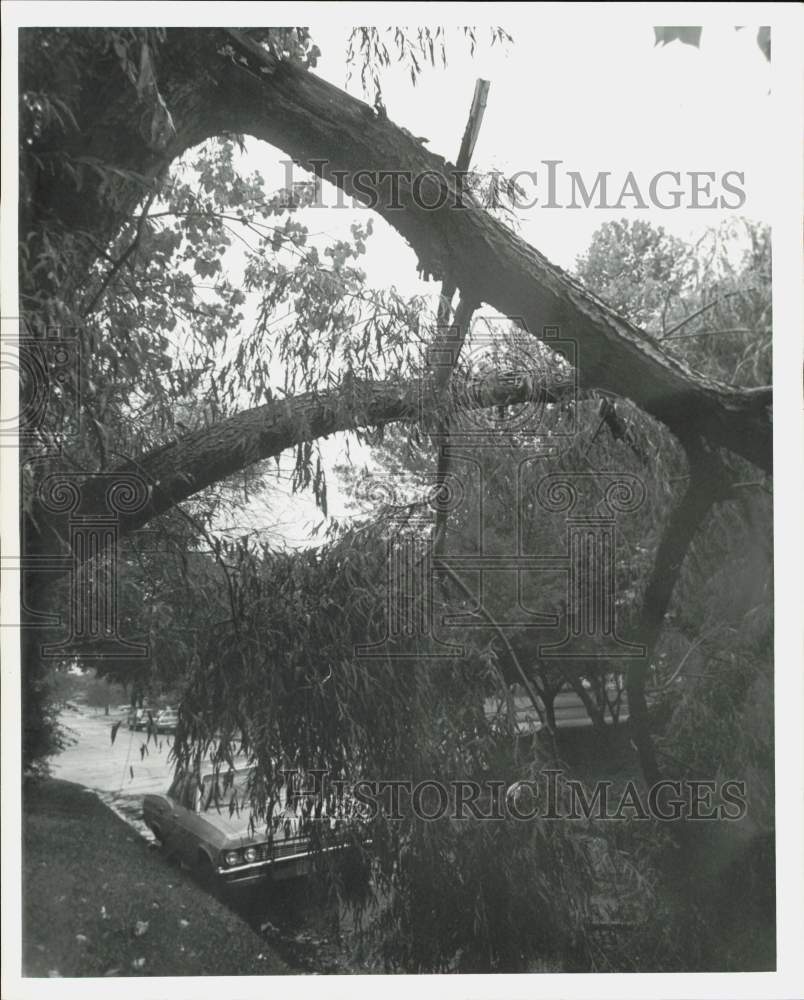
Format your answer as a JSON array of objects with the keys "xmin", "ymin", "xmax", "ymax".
[
  {"xmin": 431, "ymin": 293, "xmax": 480, "ymax": 561},
  {"xmin": 627, "ymin": 441, "xmax": 735, "ymax": 785},
  {"xmin": 191, "ymin": 31, "xmax": 772, "ymax": 472},
  {"xmin": 26, "ymin": 369, "xmax": 568, "ymax": 554},
  {"xmin": 26, "ymin": 28, "xmax": 772, "ymax": 473}
]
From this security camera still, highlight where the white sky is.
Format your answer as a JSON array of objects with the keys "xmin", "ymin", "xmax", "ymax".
[{"xmin": 210, "ymin": 22, "xmax": 773, "ymax": 547}]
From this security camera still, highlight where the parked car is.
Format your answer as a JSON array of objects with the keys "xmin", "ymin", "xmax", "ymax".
[
  {"xmin": 484, "ymin": 680, "xmax": 630, "ymax": 735},
  {"xmin": 127, "ymin": 707, "xmax": 151, "ymax": 731},
  {"xmin": 154, "ymin": 707, "xmax": 179, "ymax": 734},
  {"xmin": 143, "ymin": 765, "xmax": 350, "ymax": 890}
]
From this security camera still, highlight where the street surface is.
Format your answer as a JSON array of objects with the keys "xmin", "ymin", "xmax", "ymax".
[
  {"xmin": 49, "ymin": 707, "xmax": 367, "ymax": 971},
  {"xmin": 51, "ymin": 708, "xmax": 176, "ymax": 839},
  {"xmin": 47, "ymin": 704, "xmax": 624, "ymax": 972}
]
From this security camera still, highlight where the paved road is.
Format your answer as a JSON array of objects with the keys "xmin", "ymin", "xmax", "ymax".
[
  {"xmin": 49, "ymin": 708, "xmax": 365, "ymax": 971},
  {"xmin": 48, "ymin": 707, "xmax": 623, "ymax": 971},
  {"xmin": 51, "ymin": 709, "xmax": 177, "ymax": 839}
]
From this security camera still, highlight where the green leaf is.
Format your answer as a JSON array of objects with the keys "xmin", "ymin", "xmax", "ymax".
[
  {"xmin": 653, "ymin": 27, "xmax": 702, "ymax": 49},
  {"xmin": 756, "ymin": 26, "xmax": 770, "ymax": 62}
]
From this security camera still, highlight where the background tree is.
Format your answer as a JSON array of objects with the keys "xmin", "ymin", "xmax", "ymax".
[
  {"xmin": 16, "ymin": 25, "xmax": 774, "ymax": 973},
  {"xmin": 575, "ymin": 217, "xmax": 771, "ymax": 385}
]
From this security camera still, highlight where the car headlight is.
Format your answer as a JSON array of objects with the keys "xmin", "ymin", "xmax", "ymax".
[
  {"xmin": 224, "ymin": 850, "xmax": 242, "ymax": 867},
  {"xmin": 244, "ymin": 847, "xmax": 259, "ymax": 863}
]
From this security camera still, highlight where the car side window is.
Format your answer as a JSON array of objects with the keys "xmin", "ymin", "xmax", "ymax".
[
  {"xmin": 179, "ymin": 775, "xmax": 203, "ymax": 811},
  {"xmin": 167, "ymin": 774, "xmax": 196, "ymax": 809}
]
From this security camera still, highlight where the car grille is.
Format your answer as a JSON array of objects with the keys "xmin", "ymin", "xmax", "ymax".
[{"xmin": 270, "ymin": 837, "xmax": 308, "ymax": 860}]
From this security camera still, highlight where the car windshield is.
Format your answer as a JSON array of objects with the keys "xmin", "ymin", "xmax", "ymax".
[{"xmin": 197, "ymin": 768, "xmax": 252, "ymax": 813}]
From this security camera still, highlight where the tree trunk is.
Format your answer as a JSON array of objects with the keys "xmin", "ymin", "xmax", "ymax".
[
  {"xmin": 567, "ymin": 674, "xmax": 606, "ymax": 730},
  {"xmin": 23, "ymin": 28, "xmax": 771, "ymax": 474},
  {"xmin": 626, "ymin": 441, "xmax": 736, "ymax": 785},
  {"xmin": 24, "ymin": 369, "xmax": 563, "ymax": 568}
]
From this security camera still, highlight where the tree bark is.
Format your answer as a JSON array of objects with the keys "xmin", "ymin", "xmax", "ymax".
[
  {"xmin": 25, "ymin": 369, "xmax": 564, "ymax": 555},
  {"xmin": 626, "ymin": 441, "xmax": 735, "ymax": 786},
  {"xmin": 23, "ymin": 28, "xmax": 772, "ymax": 474}
]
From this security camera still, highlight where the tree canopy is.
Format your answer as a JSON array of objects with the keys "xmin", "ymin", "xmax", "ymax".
[{"xmin": 17, "ymin": 24, "xmax": 774, "ymax": 973}]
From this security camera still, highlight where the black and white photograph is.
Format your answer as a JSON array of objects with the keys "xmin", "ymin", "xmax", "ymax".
[{"xmin": 1, "ymin": 4, "xmax": 802, "ymax": 998}]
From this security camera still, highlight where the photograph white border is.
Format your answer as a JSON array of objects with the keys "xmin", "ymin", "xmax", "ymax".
[{"xmin": 2, "ymin": 4, "xmax": 801, "ymax": 999}]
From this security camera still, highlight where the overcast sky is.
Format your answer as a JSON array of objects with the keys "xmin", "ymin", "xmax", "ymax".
[{"xmin": 208, "ymin": 21, "xmax": 773, "ymax": 547}]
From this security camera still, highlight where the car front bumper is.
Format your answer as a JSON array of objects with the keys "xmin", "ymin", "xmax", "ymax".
[{"xmin": 216, "ymin": 843, "xmax": 347, "ymax": 886}]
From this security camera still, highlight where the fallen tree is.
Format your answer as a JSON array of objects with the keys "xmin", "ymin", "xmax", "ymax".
[
  {"xmin": 19, "ymin": 27, "xmax": 773, "ymax": 799},
  {"xmin": 26, "ymin": 369, "xmax": 564, "ymax": 544},
  {"xmin": 22, "ymin": 27, "xmax": 771, "ymax": 479}
]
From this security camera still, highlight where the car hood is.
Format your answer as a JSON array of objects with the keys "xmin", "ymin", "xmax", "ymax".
[{"xmin": 199, "ymin": 806, "xmax": 303, "ymax": 846}]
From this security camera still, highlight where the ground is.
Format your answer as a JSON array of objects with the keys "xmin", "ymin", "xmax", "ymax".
[
  {"xmin": 25, "ymin": 708, "xmax": 381, "ymax": 976},
  {"xmin": 30, "ymin": 706, "xmax": 769, "ymax": 975},
  {"xmin": 22, "ymin": 776, "xmax": 289, "ymax": 978}
]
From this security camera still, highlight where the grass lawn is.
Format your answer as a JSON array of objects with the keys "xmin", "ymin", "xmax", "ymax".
[{"xmin": 22, "ymin": 777, "xmax": 289, "ymax": 978}]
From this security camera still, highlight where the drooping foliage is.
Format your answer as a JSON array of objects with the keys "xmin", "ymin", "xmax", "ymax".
[{"xmin": 17, "ymin": 24, "xmax": 774, "ymax": 972}]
